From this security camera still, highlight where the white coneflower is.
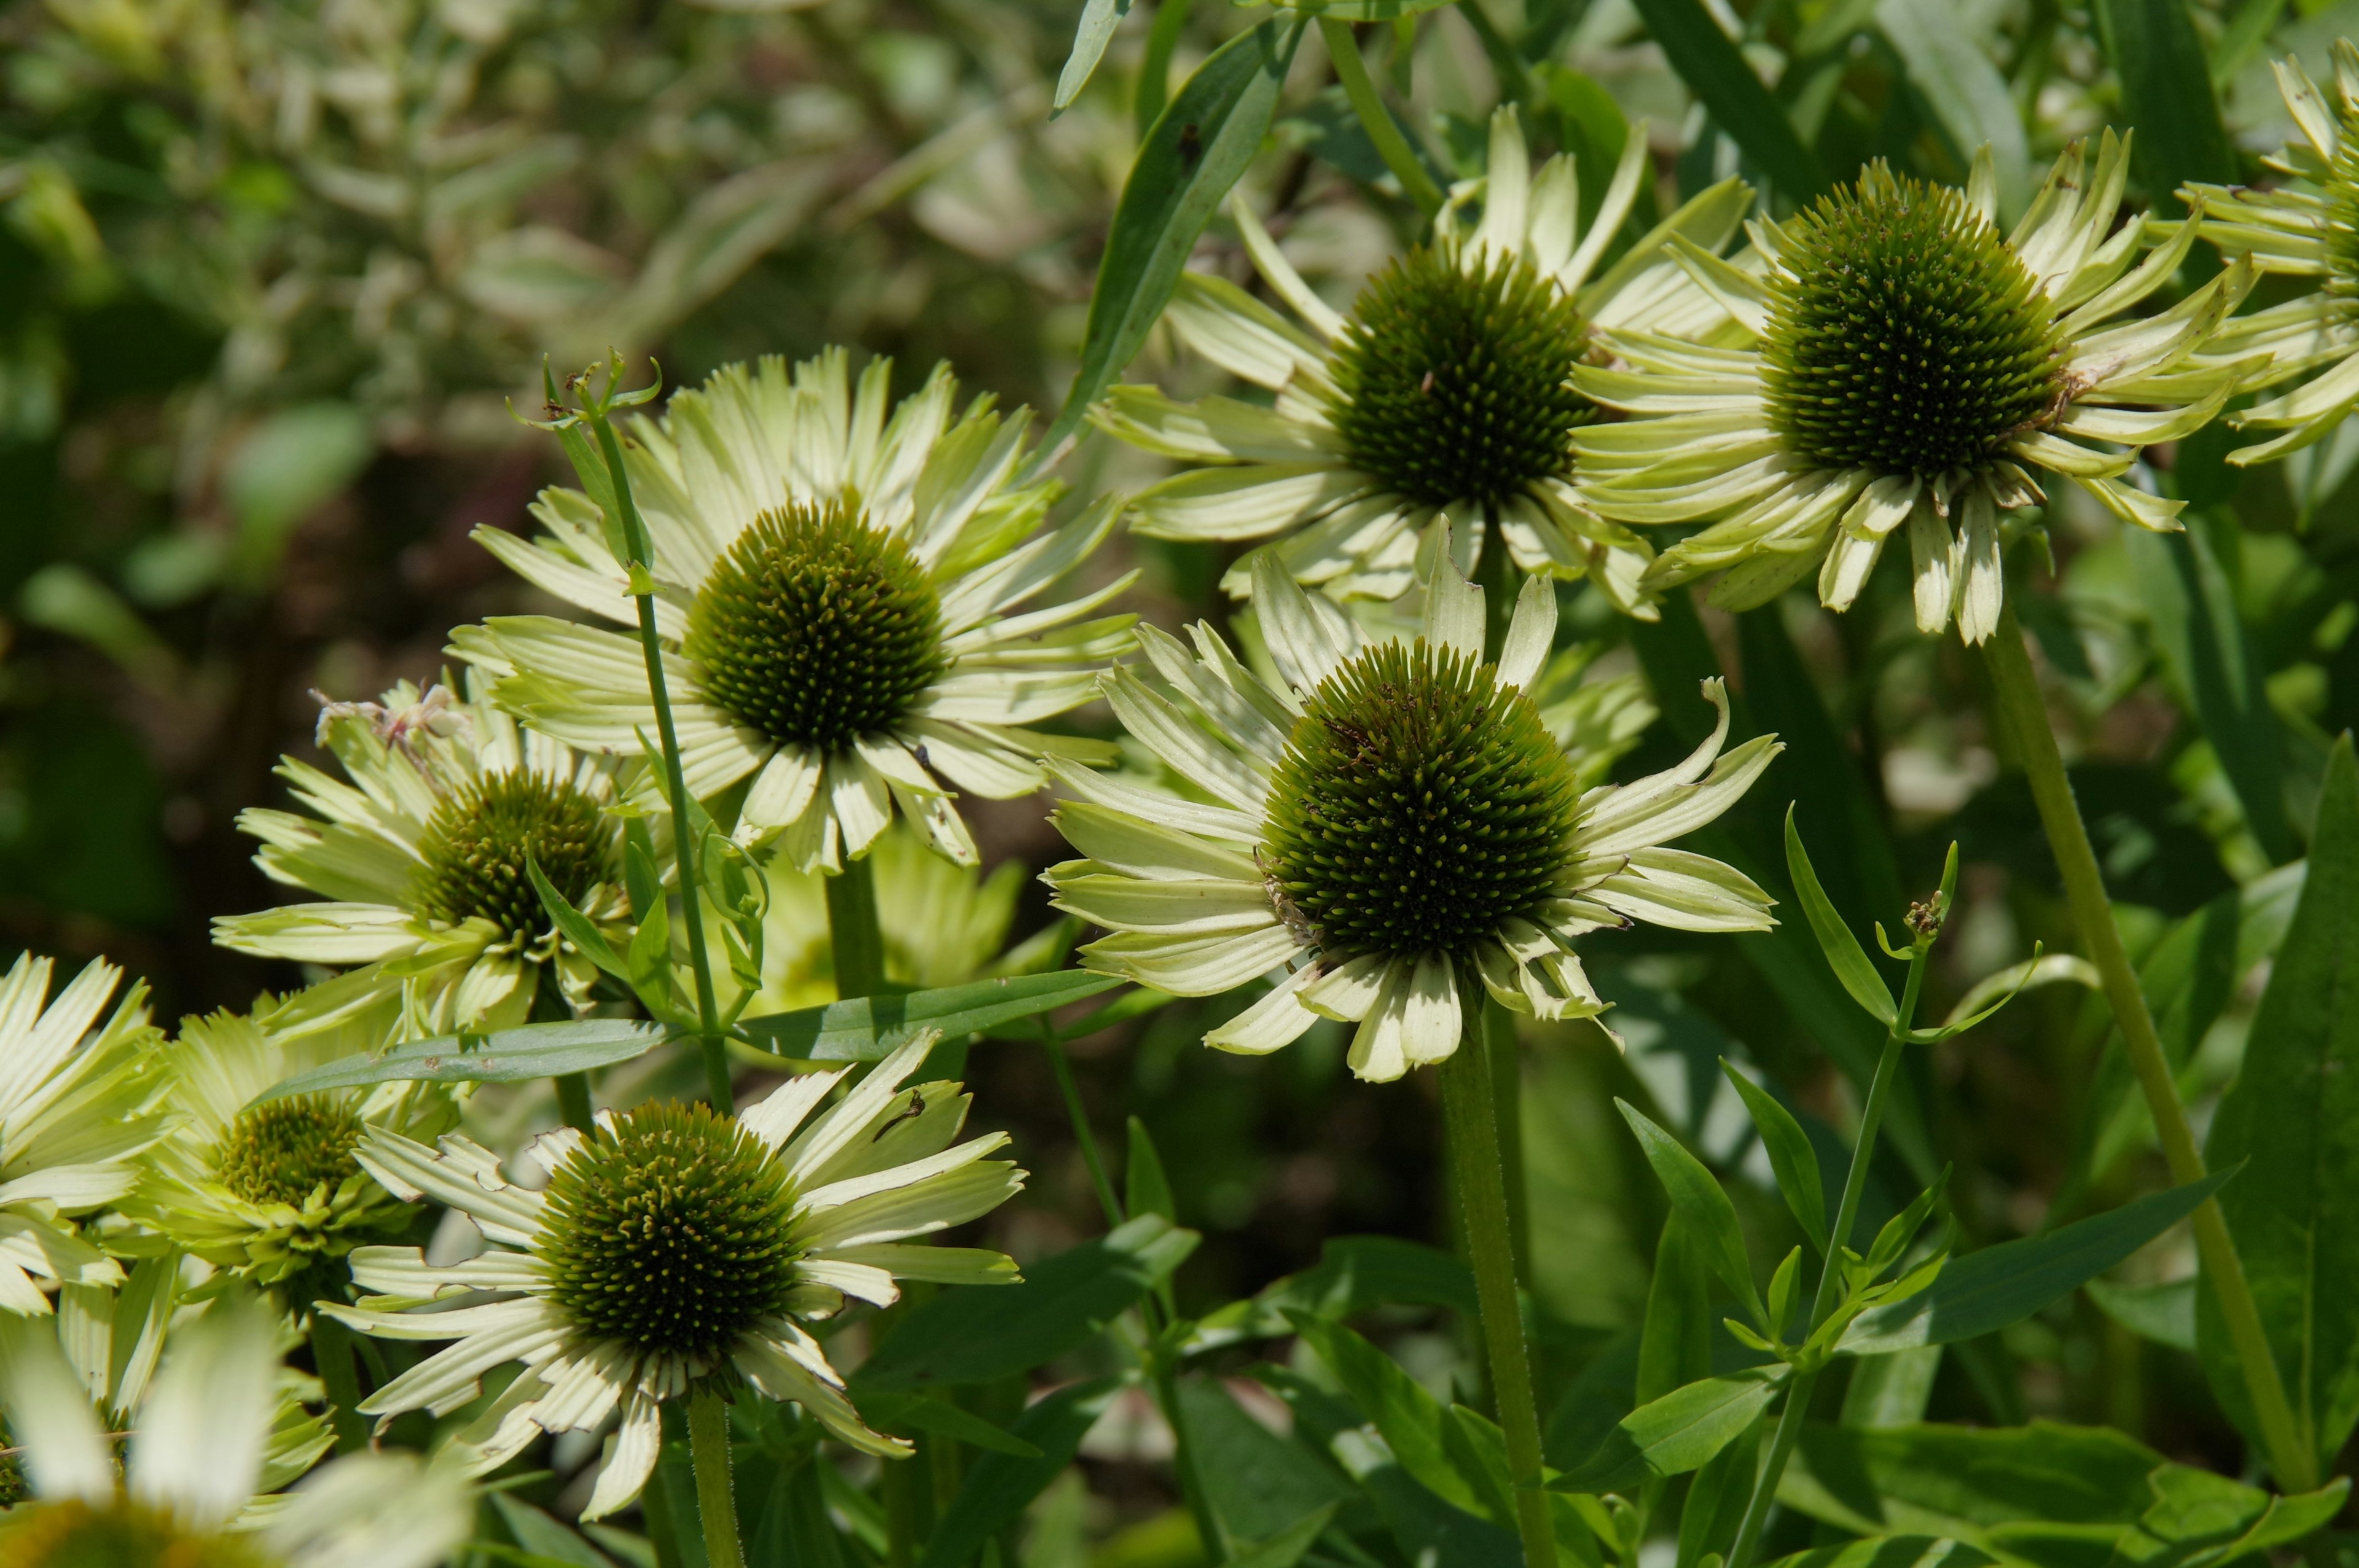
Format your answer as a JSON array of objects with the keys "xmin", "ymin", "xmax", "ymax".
[
  {"xmin": 0, "ymin": 1297, "xmax": 470, "ymax": 1568},
  {"xmin": 1575, "ymin": 139, "xmax": 2254, "ymax": 642},
  {"xmin": 1043, "ymin": 541, "xmax": 1777, "ymax": 1081},
  {"xmin": 0, "ymin": 953, "xmax": 166, "ymax": 1314},
  {"xmin": 324, "ymin": 1034, "xmax": 1022, "ymax": 1519},
  {"xmin": 456, "ymin": 349, "xmax": 1132, "ymax": 873},
  {"xmin": 214, "ymin": 678, "xmax": 635, "ymax": 1040},
  {"xmin": 1098, "ymin": 108, "xmax": 1752, "ymax": 613}
]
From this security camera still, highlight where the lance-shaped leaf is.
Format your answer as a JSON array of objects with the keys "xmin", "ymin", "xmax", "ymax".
[
  {"xmin": 917, "ymin": 1378, "xmax": 1127, "ymax": 1568},
  {"xmin": 1554, "ymin": 1366, "xmax": 1789, "ymax": 1492},
  {"xmin": 251, "ymin": 1019, "xmax": 671, "ymax": 1102},
  {"xmin": 1786, "ymin": 806, "xmax": 1896, "ymax": 1026},
  {"xmin": 738, "ymin": 969, "xmax": 1124, "ymax": 1061},
  {"xmin": 1723, "ymin": 1064, "xmax": 1828, "ymax": 1250},
  {"xmin": 528, "ymin": 858, "xmax": 627, "ymax": 982},
  {"xmin": 1619, "ymin": 1099, "xmax": 1767, "ymax": 1328}
]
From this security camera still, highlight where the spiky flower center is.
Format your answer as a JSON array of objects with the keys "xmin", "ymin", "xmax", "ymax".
[
  {"xmin": 1763, "ymin": 165, "xmax": 2064, "ymax": 478},
  {"xmin": 412, "ymin": 770, "xmax": 610, "ymax": 942},
  {"xmin": 1260, "ymin": 641, "xmax": 1582, "ymax": 961},
  {"xmin": 1329, "ymin": 244, "xmax": 1595, "ymax": 509},
  {"xmin": 0, "ymin": 1497, "xmax": 273, "ymax": 1568},
  {"xmin": 687, "ymin": 499, "xmax": 949, "ymax": 754},
  {"xmin": 536, "ymin": 1101, "xmax": 802, "ymax": 1360},
  {"xmin": 215, "ymin": 1095, "xmax": 364, "ymax": 1208}
]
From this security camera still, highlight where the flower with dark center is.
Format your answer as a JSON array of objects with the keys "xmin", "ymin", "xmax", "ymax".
[
  {"xmin": 1101, "ymin": 107, "xmax": 1753, "ymax": 614},
  {"xmin": 219, "ymin": 677, "xmax": 636, "ymax": 1041},
  {"xmin": 460, "ymin": 348, "xmax": 1134, "ymax": 873},
  {"xmin": 329, "ymin": 1035, "xmax": 1024, "ymax": 1521},
  {"xmin": 2180, "ymin": 41, "xmax": 2359, "ymax": 462},
  {"xmin": 410, "ymin": 770, "xmax": 611, "ymax": 944},
  {"xmin": 1328, "ymin": 245, "xmax": 1595, "ymax": 512},
  {"xmin": 0, "ymin": 1298, "xmax": 472, "ymax": 1568},
  {"xmin": 1576, "ymin": 138, "xmax": 2253, "ymax": 644},
  {"xmin": 1046, "ymin": 542, "xmax": 1777, "ymax": 1082},
  {"xmin": 125, "ymin": 1012, "xmax": 445, "ymax": 1298},
  {"xmin": 687, "ymin": 500, "xmax": 949, "ymax": 754},
  {"xmin": 536, "ymin": 1102, "xmax": 803, "ymax": 1360}
]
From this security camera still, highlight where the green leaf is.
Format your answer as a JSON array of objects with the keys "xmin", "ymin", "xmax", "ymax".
[
  {"xmin": 1678, "ymin": 1408, "xmax": 1764, "ymax": 1568},
  {"xmin": 1555, "ymin": 1367, "xmax": 1788, "ymax": 1491},
  {"xmin": 855, "ymin": 1393, "xmax": 1043, "ymax": 1457},
  {"xmin": 1188, "ymin": 1235, "xmax": 1474, "ymax": 1352},
  {"xmin": 1290, "ymin": 1311, "xmax": 1496, "ymax": 1518},
  {"xmin": 1785, "ymin": 806, "xmax": 1896, "ymax": 1026},
  {"xmin": 2088, "ymin": 1278, "xmax": 2196, "ymax": 1353},
  {"xmin": 1777, "ymin": 1420, "xmax": 2169, "ymax": 1543},
  {"xmin": 2117, "ymin": 1467, "xmax": 2349, "ymax": 1568},
  {"xmin": 917, "ymin": 1378, "xmax": 1126, "ymax": 1568},
  {"xmin": 1759, "ymin": 1539, "xmax": 1998, "ymax": 1568},
  {"xmin": 1873, "ymin": 0, "xmax": 2030, "ymax": 219},
  {"xmin": 2201, "ymin": 734, "xmax": 2359, "ymax": 1469},
  {"xmin": 1838, "ymin": 1346, "xmax": 1942, "ymax": 1428},
  {"xmin": 1053, "ymin": 0, "xmax": 1133, "ymax": 113},
  {"xmin": 749, "ymin": 1457, "xmax": 848, "ymax": 1568},
  {"xmin": 1176, "ymin": 1377, "xmax": 1356, "ymax": 1540},
  {"xmin": 530, "ymin": 858, "xmax": 627, "ymax": 981},
  {"xmin": 1723, "ymin": 1064, "xmax": 1828, "ymax": 1250},
  {"xmin": 854, "ymin": 1214, "xmax": 1197, "ymax": 1389},
  {"xmin": 2092, "ymin": 0, "xmax": 2236, "ymax": 197},
  {"xmin": 1272, "ymin": 0, "xmax": 1451, "ymax": 18},
  {"xmin": 1227, "ymin": 1507, "xmax": 1340, "ymax": 1568},
  {"xmin": 1638, "ymin": 1214, "xmax": 1714, "ymax": 1406},
  {"xmin": 737, "ymin": 970, "xmax": 1123, "ymax": 1061},
  {"xmin": 1622, "ymin": 0, "xmax": 1828, "ymax": 200},
  {"xmin": 2124, "ymin": 526, "xmax": 2293, "ymax": 865},
  {"xmin": 1839, "ymin": 1171, "xmax": 2234, "ymax": 1354},
  {"xmin": 1043, "ymin": 15, "xmax": 1307, "ymax": 451},
  {"xmin": 1617, "ymin": 1100, "xmax": 1767, "ymax": 1327},
  {"xmin": 625, "ymin": 895, "xmax": 673, "ymax": 1012},
  {"xmin": 252, "ymin": 1019, "xmax": 669, "ymax": 1102},
  {"xmin": 1126, "ymin": 1115, "xmax": 1176, "ymax": 1223},
  {"xmin": 491, "ymin": 1496, "xmax": 619, "ymax": 1568}
]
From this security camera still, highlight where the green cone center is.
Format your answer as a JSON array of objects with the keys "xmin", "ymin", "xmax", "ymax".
[
  {"xmin": 1259, "ymin": 641, "xmax": 1582, "ymax": 960},
  {"xmin": 215, "ymin": 1094, "xmax": 364, "ymax": 1209},
  {"xmin": 1, "ymin": 1497, "xmax": 275, "ymax": 1568},
  {"xmin": 411, "ymin": 769, "xmax": 610, "ymax": 943},
  {"xmin": 687, "ymin": 500, "xmax": 949, "ymax": 753},
  {"xmin": 1329, "ymin": 244, "xmax": 1594, "ymax": 510},
  {"xmin": 1762, "ymin": 164, "xmax": 2064, "ymax": 478},
  {"xmin": 535, "ymin": 1101, "xmax": 802, "ymax": 1359}
]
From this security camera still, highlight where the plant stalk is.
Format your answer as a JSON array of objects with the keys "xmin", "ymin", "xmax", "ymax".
[
  {"xmin": 1981, "ymin": 601, "xmax": 2313, "ymax": 1490},
  {"xmin": 585, "ymin": 406, "xmax": 732, "ymax": 1112},
  {"xmin": 309, "ymin": 1313, "xmax": 369, "ymax": 1454},
  {"xmin": 1318, "ymin": 18, "xmax": 1443, "ymax": 216},
  {"xmin": 687, "ymin": 1386, "xmax": 746, "ymax": 1568},
  {"xmin": 1438, "ymin": 1024, "xmax": 1555, "ymax": 1568},
  {"xmin": 826, "ymin": 852, "xmax": 890, "ymax": 1000},
  {"xmin": 1726, "ymin": 948, "xmax": 1923, "ymax": 1568},
  {"xmin": 532, "ymin": 970, "xmax": 597, "ymax": 1132}
]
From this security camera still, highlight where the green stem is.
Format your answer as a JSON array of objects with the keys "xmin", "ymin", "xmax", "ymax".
[
  {"xmin": 688, "ymin": 1386, "xmax": 746, "ymax": 1568},
  {"xmin": 585, "ymin": 410, "xmax": 731, "ymax": 1112},
  {"xmin": 1485, "ymin": 998, "xmax": 1530, "ymax": 1287},
  {"xmin": 1981, "ymin": 602, "xmax": 2314, "ymax": 1491},
  {"xmin": 309, "ymin": 1313, "xmax": 369, "ymax": 1455},
  {"xmin": 826, "ymin": 853, "xmax": 890, "ymax": 1000},
  {"xmin": 1318, "ymin": 18, "xmax": 1443, "ymax": 216},
  {"xmin": 1042, "ymin": 1031, "xmax": 1229, "ymax": 1563},
  {"xmin": 531, "ymin": 970, "xmax": 597, "ymax": 1132},
  {"xmin": 1437, "ymin": 1023, "xmax": 1554, "ymax": 1568},
  {"xmin": 1135, "ymin": 0, "xmax": 1194, "ymax": 138},
  {"xmin": 1727, "ymin": 959, "xmax": 1920, "ymax": 1568}
]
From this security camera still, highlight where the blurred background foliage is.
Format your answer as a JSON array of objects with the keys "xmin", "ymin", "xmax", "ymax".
[{"xmin": 6, "ymin": 0, "xmax": 2359, "ymax": 1543}]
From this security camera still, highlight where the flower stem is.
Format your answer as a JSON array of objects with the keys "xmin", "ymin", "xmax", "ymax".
[
  {"xmin": 1043, "ymin": 1028, "xmax": 1230, "ymax": 1564},
  {"xmin": 826, "ymin": 852, "xmax": 889, "ymax": 1000},
  {"xmin": 532, "ymin": 970, "xmax": 596, "ymax": 1132},
  {"xmin": 1437, "ymin": 1024, "xmax": 1554, "ymax": 1568},
  {"xmin": 1981, "ymin": 601, "xmax": 2313, "ymax": 1490},
  {"xmin": 1318, "ymin": 18, "xmax": 1442, "ymax": 216},
  {"xmin": 688, "ymin": 1386, "xmax": 746, "ymax": 1568},
  {"xmin": 583, "ymin": 407, "xmax": 731, "ymax": 1112},
  {"xmin": 1727, "ymin": 934, "xmax": 1928, "ymax": 1568},
  {"xmin": 308, "ymin": 1312, "xmax": 369, "ymax": 1454}
]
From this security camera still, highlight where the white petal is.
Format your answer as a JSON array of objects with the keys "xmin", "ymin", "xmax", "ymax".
[
  {"xmin": 129, "ymin": 1298, "xmax": 276, "ymax": 1529},
  {"xmin": 0, "ymin": 1317, "xmax": 113, "ymax": 1502},
  {"xmin": 1399, "ymin": 950, "xmax": 1463, "ymax": 1067},
  {"xmin": 582, "ymin": 1386, "xmax": 665, "ymax": 1521},
  {"xmin": 1495, "ymin": 572, "xmax": 1557, "ymax": 690},
  {"xmin": 1203, "ymin": 964, "xmax": 1324, "ymax": 1056}
]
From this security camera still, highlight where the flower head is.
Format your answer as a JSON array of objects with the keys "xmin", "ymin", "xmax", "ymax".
[
  {"xmin": 1043, "ymin": 540, "xmax": 1778, "ymax": 1081},
  {"xmin": 326, "ymin": 1034, "xmax": 1022, "ymax": 1519},
  {"xmin": 2178, "ymin": 42, "xmax": 2359, "ymax": 462},
  {"xmin": 214, "ymin": 677, "xmax": 635, "ymax": 1041},
  {"xmin": 0, "ymin": 1297, "xmax": 470, "ymax": 1568},
  {"xmin": 122, "ymin": 1012, "xmax": 456, "ymax": 1306},
  {"xmin": 455, "ymin": 350, "xmax": 1133, "ymax": 873},
  {"xmin": 1100, "ymin": 109, "xmax": 1751, "ymax": 612},
  {"xmin": 0, "ymin": 954, "xmax": 166, "ymax": 1314},
  {"xmin": 1576, "ymin": 138, "xmax": 2253, "ymax": 642}
]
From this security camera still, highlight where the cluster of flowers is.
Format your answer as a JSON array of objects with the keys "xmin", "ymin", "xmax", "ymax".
[{"xmin": 9, "ymin": 45, "xmax": 2359, "ymax": 1566}]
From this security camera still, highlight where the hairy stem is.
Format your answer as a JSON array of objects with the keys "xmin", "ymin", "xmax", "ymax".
[
  {"xmin": 826, "ymin": 852, "xmax": 889, "ymax": 1000},
  {"xmin": 1438, "ymin": 1026, "xmax": 1554, "ymax": 1568},
  {"xmin": 586, "ymin": 410, "xmax": 731, "ymax": 1111},
  {"xmin": 688, "ymin": 1386, "xmax": 746, "ymax": 1568},
  {"xmin": 1981, "ymin": 602, "xmax": 2312, "ymax": 1489},
  {"xmin": 1318, "ymin": 18, "xmax": 1443, "ymax": 216}
]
